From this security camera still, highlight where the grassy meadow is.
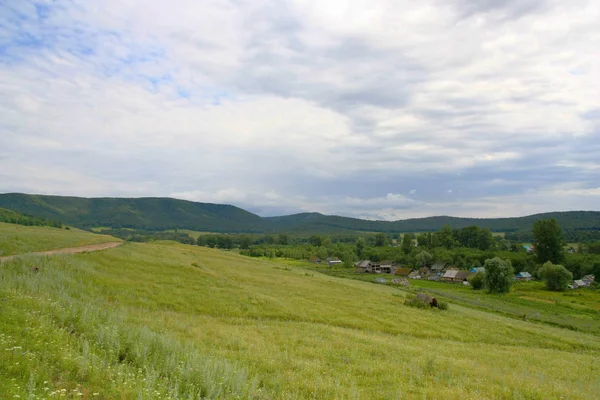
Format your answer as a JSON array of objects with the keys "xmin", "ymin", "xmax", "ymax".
[
  {"xmin": 0, "ymin": 222, "xmax": 121, "ymax": 257},
  {"xmin": 285, "ymin": 260, "xmax": 600, "ymax": 336},
  {"xmin": 1, "ymin": 236, "xmax": 599, "ymax": 399}
]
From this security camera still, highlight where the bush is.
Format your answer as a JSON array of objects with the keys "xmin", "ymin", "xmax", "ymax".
[
  {"xmin": 538, "ymin": 262, "xmax": 572, "ymax": 291},
  {"xmin": 484, "ymin": 257, "xmax": 514, "ymax": 294},
  {"xmin": 404, "ymin": 294, "xmax": 448, "ymax": 311},
  {"xmin": 468, "ymin": 271, "xmax": 486, "ymax": 290},
  {"xmin": 404, "ymin": 295, "xmax": 428, "ymax": 309}
]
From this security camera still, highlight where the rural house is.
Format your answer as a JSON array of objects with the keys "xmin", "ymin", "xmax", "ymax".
[
  {"xmin": 454, "ymin": 270, "xmax": 473, "ymax": 284},
  {"xmin": 431, "ymin": 262, "xmax": 447, "ymax": 274},
  {"xmin": 442, "ymin": 269, "xmax": 459, "ymax": 282},
  {"xmin": 354, "ymin": 260, "xmax": 373, "ymax": 273},
  {"xmin": 418, "ymin": 267, "xmax": 430, "ymax": 277},
  {"xmin": 515, "ymin": 271, "xmax": 532, "ymax": 281},
  {"xmin": 309, "ymin": 256, "xmax": 321, "ymax": 264},
  {"xmin": 573, "ymin": 279, "xmax": 588, "ymax": 288},
  {"xmin": 408, "ymin": 270, "xmax": 420, "ymax": 279},
  {"xmin": 395, "ymin": 267, "xmax": 412, "ymax": 277},
  {"xmin": 582, "ymin": 275, "xmax": 595, "ymax": 285},
  {"xmin": 379, "ymin": 261, "xmax": 398, "ymax": 274},
  {"xmin": 326, "ymin": 257, "xmax": 342, "ymax": 266},
  {"xmin": 470, "ymin": 267, "xmax": 485, "ymax": 274}
]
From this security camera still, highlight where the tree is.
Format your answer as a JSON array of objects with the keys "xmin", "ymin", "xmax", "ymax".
[
  {"xmin": 468, "ymin": 271, "xmax": 486, "ymax": 290},
  {"xmin": 239, "ymin": 235, "xmax": 253, "ymax": 250},
  {"xmin": 355, "ymin": 238, "xmax": 366, "ymax": 258},
  {"xmin": 532, "ymin": 219, "xmax": 565, "ymax": 264},
  {"xmin": 309, "ymin": 235, "xmax": 324, "ymax": 247},
  {"xmin": 483, "ymin": 257, "xmax": 514, "ymax": 294},
  {"xmin": 538, "ymin": 262, "xmax": 572, "ymax": 291},
  {"xmin": 401, "ymin": 233, "xmax": 414, "ymax": 254},
  {"xmin": 374, "ymin": 233, "xmax": 387, "ymax": 247},
  {"xmin": 417, "ymin": 232, "xmax": 433, "ymax": 248},
  {"xmin": 277, "ymin": 233, "xmax": 289, "ymax": 245},
  {"xmin": 415, "ymin": 251, "xmax": 433, "ymax": 267},
  {"xmin": 342, "ymin": 251, "xmax": 355, "ymax": 268}
]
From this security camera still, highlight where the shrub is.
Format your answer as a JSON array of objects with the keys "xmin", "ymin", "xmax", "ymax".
[
  {"xmin": 468, "ymin": 271, "xmax": 486, "ymax": 290},
  {"xmin": 538, "ymin": 261, "xmax": 572, "ymax": 291},
  {"xmin": 404, "ymin": 295, "xmax": 428, "ymax": 309},
  {"xmin": 437, "ymin": 301, "xmax": 449, "ymax": 311}
]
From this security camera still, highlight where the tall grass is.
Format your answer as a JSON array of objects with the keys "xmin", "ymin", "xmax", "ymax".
[
  {"xmin": 0, "ymin": 255, "xmax": 263, "ymax": 399},
  {"xmin": 0, "ymin": 222, "xmax": 120, "ymax": 257},
  {"xmin": 1, "ymin": 241, "xmax": 600, "ymax": 399}
]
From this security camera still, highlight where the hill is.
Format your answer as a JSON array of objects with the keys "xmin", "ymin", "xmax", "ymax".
[
  {"xmin": 0, "ymin": 193, "xmax": 264, "ymax": 232},
  {"xmin": 0, "ymin": 221, "xmax": 121, "ymax": 257},
  {"xmin": 266, "ymin": 211, "xmax": 600, "ymax": 233},
  {"xmin": 1, "ymin": 236, "xmax": 599, "ymax": 398},
  {"xmin": 1, "ymin": 193, "xmax": 600, "ymax": 234}
]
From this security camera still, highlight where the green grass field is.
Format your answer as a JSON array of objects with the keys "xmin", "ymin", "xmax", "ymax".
[
  {"xmin": 1, "ymin": 236, "xmax": 599, "ymax": 399},
  {"xmin": 285, "ymin": 260, "xmax": 600, "ymax": 335},
  {"xmin": 0, "ymin": 222, "xmax": 121, "ymax": 256}
]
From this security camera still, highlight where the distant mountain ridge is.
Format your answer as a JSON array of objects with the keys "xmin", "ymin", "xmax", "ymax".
[{"xmin": 1, "ymin": 193, "xmax": 600, "ymax": 234}]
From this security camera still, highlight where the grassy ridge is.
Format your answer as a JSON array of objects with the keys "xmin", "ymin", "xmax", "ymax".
[
  {"xmin": 1, "ymin": 239, "xmax": 599, "ymax": 398},
  {"xmin": 0, "ymin": 222, "xmax": 120, "ymax": 257}
]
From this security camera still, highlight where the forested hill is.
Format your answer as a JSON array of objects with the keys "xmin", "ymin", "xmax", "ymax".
[
  {"xmin": 265, "ymin": 212, "xmax": 600, "ymax": 234},
  {"xmin": 1, "ymin": 193, "xmax": 600, "ymax": 234},
  {"xmin": 0, "ymin": 193, "xmax": 264, "ymax": 232}
]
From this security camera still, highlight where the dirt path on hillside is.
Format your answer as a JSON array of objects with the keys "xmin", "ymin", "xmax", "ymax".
[{"xmin": 0, "ymin": 242, "xmax": 123, "ymax": 262}]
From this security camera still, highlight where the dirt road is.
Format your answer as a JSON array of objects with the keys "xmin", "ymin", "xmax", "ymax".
[{"xmin": 0, "ymin": 242, "xmax": 123, "ymax": 262}]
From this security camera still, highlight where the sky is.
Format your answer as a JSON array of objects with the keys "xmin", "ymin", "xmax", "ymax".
[{"xmin": 1, "ymin": 0, "xmax": 599, "ymax": 220}]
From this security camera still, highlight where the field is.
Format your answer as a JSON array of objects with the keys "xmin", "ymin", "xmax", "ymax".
[
  {"xmin": 1, "ymin": 235, "xmax": 599, "ymax": 399},
  {"xmin": 0, "ymin": 222, "xmax": 121, "ymax": 256},
  {"xmin": 283, "ymin": 260, "xmax": 600, "ymax": 336}
]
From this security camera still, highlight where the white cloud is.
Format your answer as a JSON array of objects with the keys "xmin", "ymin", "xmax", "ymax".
[{"xmin": 1, "ymin": 0, "xmax": 599, "ymax": 219}]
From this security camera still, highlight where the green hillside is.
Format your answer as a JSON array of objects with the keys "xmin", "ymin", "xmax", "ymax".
[
  {"xmin": 1, "ymin": 193, "xmax": 600, "ymax": 234},
  {"xmin": 0, "ymin": 193, "xmax": 264, "ymax": 232},
  {"xmin": 265, "ymin": 211, "xmax": 600, "ymax": 233},
  {"xmin": 0, "ymin": 222, "xmax": 121, "ymax": 256},
  {"xmin": 1, "ymin": 238, "xmax": 599, "ymax": 399}
]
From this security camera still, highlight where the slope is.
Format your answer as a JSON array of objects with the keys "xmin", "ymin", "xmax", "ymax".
[
  {"xmin": 1, "ymin": 238, "xmax": 598, "ymax": 398},
  {"xmin": 0, "ymin": 221, "xmax": 121, "ymax": 256}
]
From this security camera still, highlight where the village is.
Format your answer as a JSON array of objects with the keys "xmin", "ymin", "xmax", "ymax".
[{"xmin": 310, "ymin": 257, "xmax": 596, "ymax": 289}]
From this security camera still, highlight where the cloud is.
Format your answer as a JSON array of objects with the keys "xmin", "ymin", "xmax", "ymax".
[{"xmin": 1, "ymin": 0, "xmax": 599, "ymax": 220}]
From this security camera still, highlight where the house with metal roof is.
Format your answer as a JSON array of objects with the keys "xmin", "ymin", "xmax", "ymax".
[{"xmin": 515, "ymin": 271, "xmax": 532, "ymax": 281}]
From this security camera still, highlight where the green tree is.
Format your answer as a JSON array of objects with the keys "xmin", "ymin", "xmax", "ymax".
[
  {"xmin": 538, "ymin": 262, "xmax": 572, "ymax": 291},
  {"xmin": 342, "ymin": 251, "xmax": 355, "ymax": 268},
  {"xmin": 401, "ymin": 233, "xmax": 414, "ymax": 254},
  {"xmin": 238, "ymin": 235, "xmax": 253, "ymax": 250},
  {"xmin": 468, "ymin": 271, "xmax": 486, "ymax": 290},
  {"xmin": 415, "ymin": 250, "xmax": 433, "ymax": 267},
  {"xmin": 417, "ymin": 232, "xmax": 433, "ymax": 248},
  {"xmin": 483, "ymin": 257, "xmax": 514, "ymax": 294},
  {"xmin": 309, "ymin": 235, "xmax": 324, "ymax": 247},
  {"xmin": 532, "ymin": 219, "xmax": 565, "ymax": 264},
  {"xmin": 278, "ymin": 233, "xmax": 289, "ymax": 245},
  {"xmin": 374, "ymin": 233, "xmax": 387, "ymax": 247},
  {"xmin": 355, "ymin": 238, "xmax": 366, "ymax": 258}
]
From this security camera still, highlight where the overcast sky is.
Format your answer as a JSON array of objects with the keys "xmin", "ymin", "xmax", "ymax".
[{"xmin": 1, "ymin": 1, "xmax": 599, "ymax": 220}]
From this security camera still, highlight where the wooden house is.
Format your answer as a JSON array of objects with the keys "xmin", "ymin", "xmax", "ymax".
[
  {"xmin": 454, "ymin": 270, "xmax": 473, "ymax": 284},
  {"xmin": 354, "ymin": 260, "xmax": 372, "ymax": 273},
  {"xmin": 442, "ymin": 269, "xmax": 459, "ymax": 282},
  {"xmin": 395, "ymin": 267, "xmax": 412, "ymax": 277}
]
